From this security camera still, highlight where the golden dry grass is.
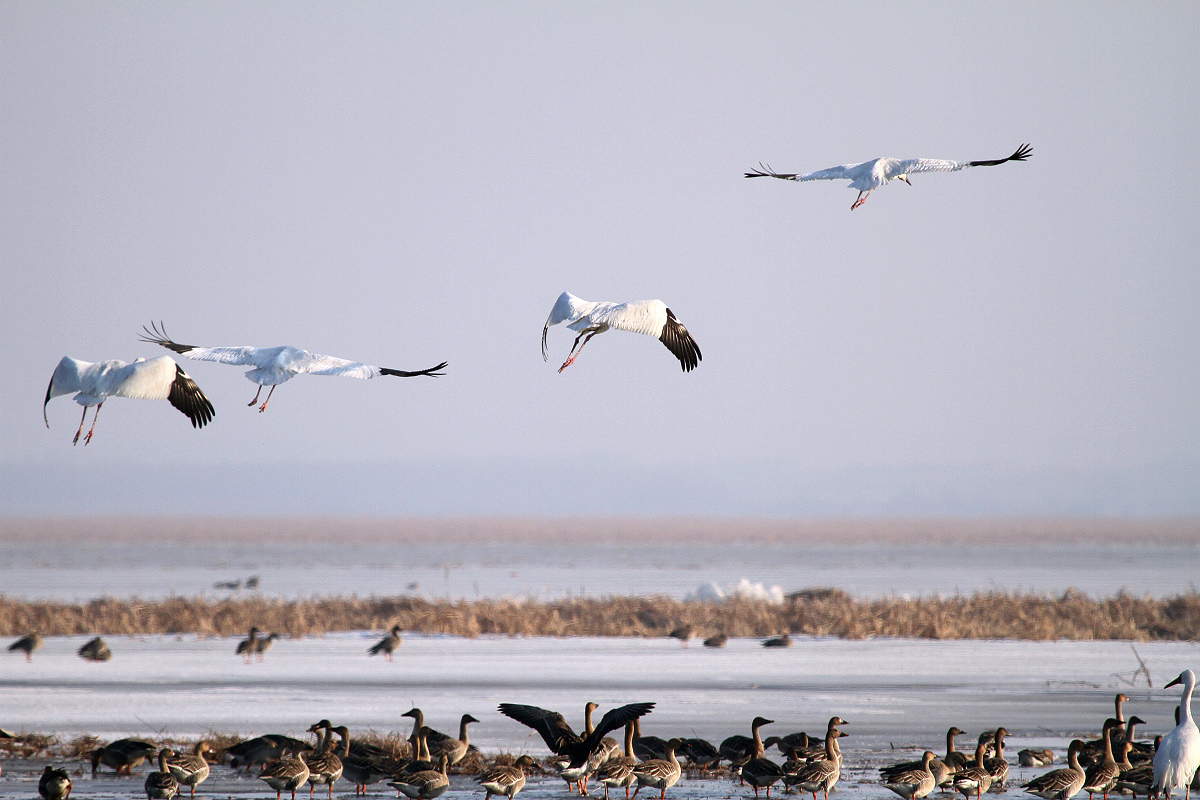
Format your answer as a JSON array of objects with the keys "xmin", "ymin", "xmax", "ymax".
[{"xmin": 0, "ymin": 590, "xmax": 1196, "ymax": 641}]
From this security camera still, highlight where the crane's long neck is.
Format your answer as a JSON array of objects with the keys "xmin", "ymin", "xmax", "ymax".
[{"xmin": 1182, "ymin": 674, "xmax": 1195, "ymax": 727}]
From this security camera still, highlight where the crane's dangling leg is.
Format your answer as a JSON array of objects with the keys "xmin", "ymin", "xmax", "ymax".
[
  {"xmin": 248, "ymin": 385, "xmax": 264, "ymax": 407},
  {"xmin": 82, "ymin": 403, "xmax": 103, "ymax": 446},
  {"xmin": 851, "ymin": 189, "xmax": 873, "ymax": 210},
  {"xmin": 72, "ymin": 405, "xmax": 90, "ymax": 445},
  {"xmin": 258, "ymin": 385, "xmax": 277, "ymax": 413},
  {"xmin": 559, "ymin": 328, "xmax": 602, "ymax": 372}
]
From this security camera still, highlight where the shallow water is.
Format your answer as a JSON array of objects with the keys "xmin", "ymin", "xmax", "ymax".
[{"xmin": 0, "ymin": 532, "xmax": 1196, "ymax": 602}]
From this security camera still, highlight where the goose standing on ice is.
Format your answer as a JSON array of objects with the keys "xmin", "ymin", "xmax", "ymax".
[
  {"xmin": 746, "ymin": 144, "xmax": 1032, "ymax": 210},
  {"xmin": 1023, "ymin": 740, "xmax": 1087, "ymax": 800},
  {"xmin": 140, "ymin": 322, "xmax": 446, "ymax": 413},
  {"xmin": 541, "ymin": 292, "xmax": 701, "ymax": 373},
  {"xmin": 1153, "ymin": 670, "xmax": 1200, "ymax": 800},
  {"xmin": 145, "ymin": 750, "xmax": 181, "ymax": 800},
  {"xmin": 44, "ymin": 355, "xmax": 213, "ymax": 444},
  {"xmin": 630, "ymin": 737, "xmax": 684, "ymax": 800},
  {"xmin": 236, "ymin": 627, "xmax": 260, "ymax": 663},
  {"xmin": 8, "ymin": 633, "xmax": 42, "ymax": 662},
  {"xmin": 882, "ymin": 751, "xmax": 938, "ymax": 800},
  {"xmin": 477, "ymin": 755, "xmax": 538, "ymax": 800},
  {"xmin": 369, "ymin": 626, "xmax": 402, "ymax": 661},
  {"xmin": 164, "ymin": 743, "xmax": 211, "ymax": 797}
]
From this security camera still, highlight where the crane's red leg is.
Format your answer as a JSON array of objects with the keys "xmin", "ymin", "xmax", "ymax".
[
  {"xmin": 73, "ymin": 405, "xmax": 90, "ymax": 445},
  {"xmin": 559, "ymin": 328, "xmax": 602, "ymax": 372},
  {"xmin": 248, "ymin": 385, "xmax": 263, "ymax": 407},
  {"xmin": 83, "ymin": 403, "xmax": 103, "ymax": 445},
  {"xmin": 851, "ymin": 189, "xmax": 873, "ymax": 210},
  {"xmin": 258, "ymin": 385, "xmax": 276, "ymax": 413}
]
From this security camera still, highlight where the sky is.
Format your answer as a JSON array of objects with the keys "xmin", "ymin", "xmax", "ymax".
[{"xmin": 1, "ymin": 2, "xmax": 1197, "ymax": 516}]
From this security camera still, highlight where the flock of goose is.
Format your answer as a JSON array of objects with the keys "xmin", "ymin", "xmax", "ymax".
[
  {"xmin": 42, "ymin": 143, "xmax": 1034, "ymax": 445},
  {"xmin": 12, "ymin": 670, "xmax": 1199, "ymax": 800}
]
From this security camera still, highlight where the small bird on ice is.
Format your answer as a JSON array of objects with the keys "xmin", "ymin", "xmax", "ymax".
[
  {"xmin": 140, "ymin": 322, "xmax": 447, "ymax": 412},
  {"xmin": 746, "ymin": 143, "xmax": 1032, "ymax": 210},
  {"xmin": 44, "ymin": 355, "xmax": 215, "ymax": 445},
  {"xmin": 542, "ymin": 291, "xmax": 702, "ymax": 373}
]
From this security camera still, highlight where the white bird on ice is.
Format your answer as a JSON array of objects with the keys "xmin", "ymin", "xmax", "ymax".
[
  {"xmin": 542, "ymin": 291, "xmax": 701, "ymax": 373},
  {"xmin": 44, "ymin": 355, "xmax": 215, "ymax": 445},
  {"xmin": 1153, "ymin": 669, "xmax": 1200, "ymax": 800},
  {"xmin": 746, "ymin": 143, "xmax": 1032, "ymax": 210},
  {"xmin": 140, "ymin": 322, "xmax": 448, "ymax": 413}
]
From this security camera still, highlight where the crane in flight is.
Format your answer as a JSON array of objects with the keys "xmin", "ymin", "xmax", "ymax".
[
  {"xmin": 746, "ymin": 143, "xmax": 1031, "ymax": 210},
  {"xmin": 141, "ymin": 322, "xmax": 447, "ymax": 412},
  {"xmin": 542, "ymin": 292, "xmax": 701, "ymax": 373},
  {"xmin": 44, "ymin": 355, "xmax": 215, "ymax": 445}
]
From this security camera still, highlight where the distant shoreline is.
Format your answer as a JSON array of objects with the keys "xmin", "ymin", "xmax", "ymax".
[
  {"xmin": 2, "ymin": 515, "xmax": 1197, "ymax": 544},
  {"xmin": 2, "ymin": 589, "xmax": 1196, "ymax": 641}
]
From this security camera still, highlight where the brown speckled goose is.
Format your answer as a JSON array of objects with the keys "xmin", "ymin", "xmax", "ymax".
[
  {"xmin": 631, "ymin": 737, "xmax": 684, "ymax": 800},
  {"xmin": 477, "ymin": 755, "xmax": 537, "ymax": 800},
  {"xmin": 389, "ymin": 753, "xmax": 449, "ymax": 800},
  {"xmin": 260, "ymin": 749, "xmax": 311, "ymax": 800},
  {"xmin": 883, "ymin": 751, "xmax": 938, "ymax": 800},
  {"xmin": 145, "ymin": 750, "xmax": 181, "ymax": 800},
  {"xmin": 783, "ymin": 724, "xmax": 844, "ymax": 800},
  {"xmin": 1082, "ymin": 722, "xmax": 1121, "ymax": 800},
  {"xmin": 1022, "ymin": 740, "xmax": 1087, "ymax": 800},
  {"xmin": 951, "ymin": 738, "xmax": 993, "ymax": 799},
  {"xmin": 302, "ymin": 721, "xmax": 344, "ymax": 799},
  {"xmin": 164, "ymin": 742, "xmax": 211, "ymax": 797},
  {"xmin": 597, "ymin": 723, "xmax": 640, "ymax": 800}
]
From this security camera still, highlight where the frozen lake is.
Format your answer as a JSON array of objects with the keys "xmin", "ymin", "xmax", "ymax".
[
  {"xmin": 0, "ymin": 517, "xmax": 1197, "ymax": 602},
  {"xmin": 1, "ymin": 633, "xmax": 1198, "ymax": 800}
]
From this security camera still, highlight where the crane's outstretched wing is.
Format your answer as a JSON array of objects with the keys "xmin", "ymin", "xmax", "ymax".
[
  {"xmin": 745, "ymin": 163, "xmax": 855, "ymax": 182},
  {"xmin": 658, "ymin": 309, "xmax": 702, "ymax": 372},
  {"xmin": 598, "ymin": 301, "xmax": 702, "ymax": 372},
  {"xmin": 111, "ymin": 358, "xmax": 215, "ymax": 428},
  {"xmin": 141, "ymin": 323, "xmax": 261, "ymax": 366},
  {"xmin": 901, "ymin": 144, "xmax": 1033, "ymax": 175},
  {"xmin": 379, "ymin": 362, "xmax": 447, "ymax": 378},
  {"xmin": 498, "ymin": 704, "xmax": 581, "ymax": 755}
]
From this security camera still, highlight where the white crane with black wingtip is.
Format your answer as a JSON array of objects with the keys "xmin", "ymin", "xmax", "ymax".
[
  {"xmin": 44, "ymin": 355, "xmax": 215, "ymax": 445},
  {"xmin": 140, "ymin": 322, "xmax": 447, "ymax": 413},
  {"xmin": 746, "ymin": 143, "xmax": 1032, "ymax": 210},
  {"xmin": 541, "ymin": 292, "xmax": 702, "ymax": 373}
]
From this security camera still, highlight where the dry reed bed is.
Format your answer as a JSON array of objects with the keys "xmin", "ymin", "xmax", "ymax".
[{"xmin": 1, "ymin": 590, "xmax": 1197, "ymax": 641}]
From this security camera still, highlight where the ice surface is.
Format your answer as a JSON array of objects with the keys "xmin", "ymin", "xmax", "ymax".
[{"xmin": 1, "ymin": 633, "xmax": 1197, "ymax": 800}]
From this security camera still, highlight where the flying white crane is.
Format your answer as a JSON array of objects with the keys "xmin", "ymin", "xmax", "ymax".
[
  {"xmin": 542, "ymin": 291, "xmax": 702, "ymax": 373},
  {"xmin": 746, "ymin": 143, "xmax": 1032, "ymax": 210},
  {"xmin": 140, "ymin": 322, "xmax": 447, "ymax": 412},
  {"xmin": 1153, "ymin": 669, "xmax": 1200, "ymax": 800},
  {"xmin": 44, "ymin": 355, "xmax": 215, "ymax": 445}
]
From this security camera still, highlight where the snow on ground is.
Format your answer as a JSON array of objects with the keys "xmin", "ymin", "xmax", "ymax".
[{"xmin": 1, "ymin": 633, "xmax": 1197, "ymax": 799}]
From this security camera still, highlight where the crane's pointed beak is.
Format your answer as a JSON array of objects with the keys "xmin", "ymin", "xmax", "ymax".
[{"xmin": 901, "ymin": 176, "xmax": 912, "ymax": 185}]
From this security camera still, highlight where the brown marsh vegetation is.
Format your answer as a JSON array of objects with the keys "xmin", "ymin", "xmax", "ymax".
[{"xmin": 0, "ymin": 589, "xmax": 1196, "ymax": 641}]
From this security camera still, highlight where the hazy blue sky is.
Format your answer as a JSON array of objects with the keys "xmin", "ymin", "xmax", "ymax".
[{"xmin": 2, "ymin": 3, "xmax": 1196, "ymax": 516}]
